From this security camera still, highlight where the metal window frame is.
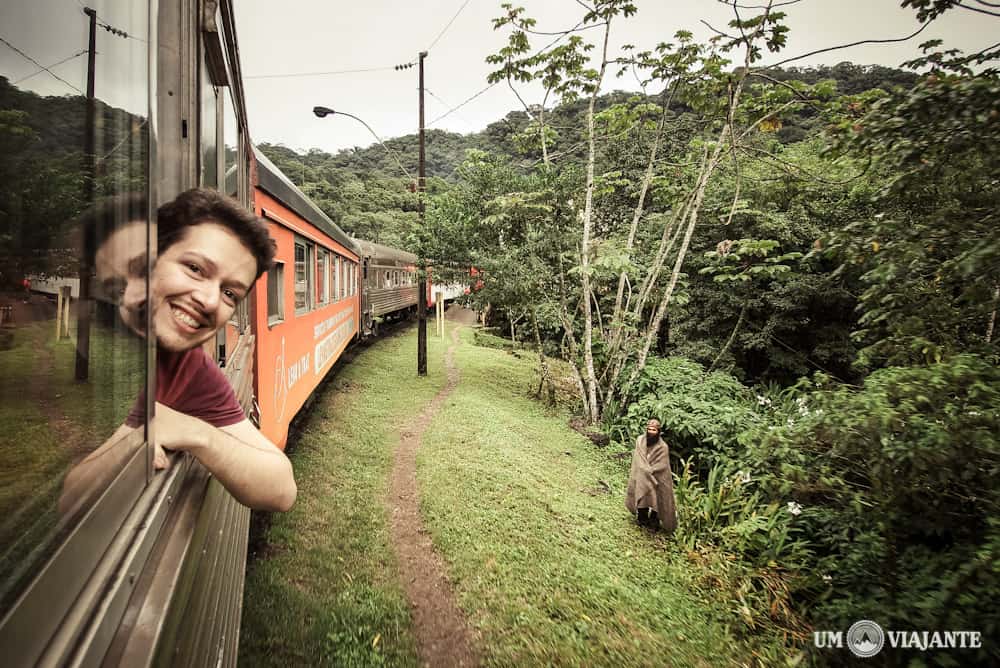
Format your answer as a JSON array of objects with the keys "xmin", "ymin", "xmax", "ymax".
[
  {"xmin": 293, "ymin": 238, "xmax": 313, "ymax": 316},
  {"xmin": 267, "ymin": 261, "xmax": 285, "ymax": 326},
  {"xmin": 0, "ymin": 0, "xmax": 160, "ymax": 660}
]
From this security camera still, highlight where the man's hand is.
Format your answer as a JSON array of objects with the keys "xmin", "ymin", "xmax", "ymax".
[{"xmin": 152, "ymin": 402, "xmax": 296, "ymax": 511}]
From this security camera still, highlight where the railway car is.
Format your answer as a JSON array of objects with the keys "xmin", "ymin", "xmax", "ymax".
[
  {"xmin": 2, "ymin": 0, "xmax": 286, "ymax": 664},
  {"xmin": 0, "ymin": 1, "xmax": 449, "ymax": 664},
  {"xmin": 355, "ymin": 238, "xmax": 419, "ymax": 336},
  {"xmin": 249, "ymin": 148, "xmax": 361, "ymax": 448}
]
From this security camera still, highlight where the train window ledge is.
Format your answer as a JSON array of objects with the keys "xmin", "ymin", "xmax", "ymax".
[{"xmin": 0, "ymin": 438, "xmax": 184, "ymax": 666}]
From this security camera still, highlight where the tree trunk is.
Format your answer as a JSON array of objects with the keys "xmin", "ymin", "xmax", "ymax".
[{"xmin": 580, "ymin": 20, "xmax": 613, "ymax": 425}]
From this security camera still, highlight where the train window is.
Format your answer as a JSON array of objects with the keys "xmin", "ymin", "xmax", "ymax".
[
  {"xmin": 199, "ymin": 50, "xmax": 219, "ymax": 188},
  {"xmin": 0, "ymin": 0, "xmax": 151, "ymax": 651},
  {"xmin": 316, "ymin": 249, "xmax": 327, "ymax": 305},
  {"xmin": 294, "ymin": 240, "xmax": 313, "ymax": 314},
  {"xmin": 332, "ymin": 255, "xmax": 340, "ymax": 302},
  {"xmin": 223, "ymin": 88, "xmax": 239, "ymax": 197},
  {"xmin": 267, "ymin": 262, "xmax": 285, "ymax": 325}
]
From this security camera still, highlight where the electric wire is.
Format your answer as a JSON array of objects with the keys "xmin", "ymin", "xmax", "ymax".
[
  {"xmin": 245, "ymin": 65, "xmax": 396, "ymax": 80},
  {"xmin": 0, "ymin": 35, "xmax": 83, "ymax": 93},
  {"xmin": 426, "ymin": 0, "xmax": 473, "ymax": 52},
  {"xmin": 12, "ymin": 49, "xmax": 87, "ymax": 85}
]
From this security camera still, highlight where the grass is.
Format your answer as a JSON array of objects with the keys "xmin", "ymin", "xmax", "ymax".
[
  {"xmin": 0, "ymin": 316, "xmax": 144, "ymax": 607},
  {"xmin": 417, "ymin": 324, "xmax": 783, "ymax": 667},
  {"xmin": 239, "ymin": 329, "xmax": 451, "ymax": 667},
  {"xmin": 242, "ymin": 318, "xmax": 790, "ymax": 666}
]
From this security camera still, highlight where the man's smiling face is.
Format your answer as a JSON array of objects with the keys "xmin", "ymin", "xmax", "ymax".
[
  {"xmin": 94, "ymin": 220, "xmax": 148, "ymax": 337},
  {"xmin": 151, "ymin": 221, "xmax": 257, "ymax": 352}
]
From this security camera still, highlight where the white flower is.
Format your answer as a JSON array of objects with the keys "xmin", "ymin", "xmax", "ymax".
[
  {"xmin": 786, "ymin": 417, "xmax": 796, "ymax": 427},
  {"xmin": 786, "ymin": 501, "xmax": 803, "ymax": 516},
  {"xmin": 822, "ymin": 574, "xmax": 832, "ymax": 583},
  {"xmin": 736, "ymin": 470, "xmax": 751, "ymax": 484}
]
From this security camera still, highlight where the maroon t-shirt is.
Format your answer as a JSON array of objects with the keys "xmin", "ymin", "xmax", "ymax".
[{"xmin": 125, "ymin": 347, "xmax": 245, "ymax": 428}]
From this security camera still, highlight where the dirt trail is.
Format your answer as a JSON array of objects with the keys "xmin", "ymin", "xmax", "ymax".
[{"xmin": 387, "ymin": 308, "xmax": 479, "ymax": 667}]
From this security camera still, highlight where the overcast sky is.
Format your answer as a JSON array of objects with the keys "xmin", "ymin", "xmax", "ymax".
[
  {"xmin": 234, "ymin": 0, "xmax": 995, "ymax": 155},
  {"xmin": 0, "ymin": 1, "xmax": 992, "ymax": 156}
]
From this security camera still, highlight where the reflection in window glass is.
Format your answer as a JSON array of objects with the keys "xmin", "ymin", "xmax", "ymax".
[
  {"xmin": 0, "ymin": 0, "xmax": 149, "ymax": 613},
  {"xmin": 223, "ymin": 90, "xmax": 239, "ymax": 197},
  {"xmin": 200, "ymin": 53, "xmax": 218, "ymax": 189}
]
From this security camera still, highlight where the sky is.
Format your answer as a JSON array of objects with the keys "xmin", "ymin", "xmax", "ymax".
[
  {"xmin": 233, "ymin": 0, "xmax": 996, "ymax": 155},
  {"xmin": 0, "ymin": 1, "xmax": 993, "ymax": 154}
]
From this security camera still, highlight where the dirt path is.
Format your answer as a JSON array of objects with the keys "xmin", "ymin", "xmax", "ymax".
[{"xmin": 388, "ymin": 309, "xmax": 479, "ymax": 667}]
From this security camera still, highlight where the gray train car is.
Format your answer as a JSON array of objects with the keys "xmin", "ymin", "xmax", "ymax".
[
  {"xmin": 354, "ymin": 238, "xmax": 422, "ymax": 336},
  {"xmin": 0, "ymin": 0, "xmax": 258, "ymax": 665}
]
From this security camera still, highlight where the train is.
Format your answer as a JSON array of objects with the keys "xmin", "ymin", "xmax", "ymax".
[{"xmin": 0, "ymin": 0, "xmax": 459, "ymax": 664}]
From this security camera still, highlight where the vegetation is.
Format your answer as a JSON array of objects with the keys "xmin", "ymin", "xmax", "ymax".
[
  {"xmin": 240, "ymin": 330, "xmax": 450, "ymax": 667},
  {"xmin": 256, "ymin": 1, "xmax": 998, "ymax": 664},
  {"xmin": 243, "ymin": 322, "xmax": 793, "ymax": 666}
]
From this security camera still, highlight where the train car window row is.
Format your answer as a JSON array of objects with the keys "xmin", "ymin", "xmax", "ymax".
[{"xmin": 287, "ymin": 237, "xmax": 357, "ymax": 321}]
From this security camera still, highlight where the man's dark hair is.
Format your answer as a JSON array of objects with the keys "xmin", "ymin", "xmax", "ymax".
[
  {"xmin": 157, "ymin": 187, "xmax": 275, "ymax": 279},
  {"xmin": 80, "ymin": 193, "xmax": 148, "ymax": 260}
]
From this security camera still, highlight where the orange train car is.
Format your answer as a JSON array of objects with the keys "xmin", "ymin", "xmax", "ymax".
[{"xmin": 250, "ymin": 148, "xmax": 361, "ymax": 448}]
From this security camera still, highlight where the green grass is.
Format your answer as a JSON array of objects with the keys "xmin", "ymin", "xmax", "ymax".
[
  {"xmin": 239, "ymin": 329, "xmax": 450, "ymax": 667},
  {"xmin": 241, "ymin": 321, "xmax": 788, "ymax": 667},
  {"xmin": 0, "ymin": 317, "xmax": 144, "ymax": 607},
  {"xmin": 417, "ymin": 324, "xmax": 782, "ymax": 667}
]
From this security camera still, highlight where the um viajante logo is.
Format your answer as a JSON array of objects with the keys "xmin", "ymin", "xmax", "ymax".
[{"xmin": 814, "ymin": 620, "xmax": 983, "ymax": 658}]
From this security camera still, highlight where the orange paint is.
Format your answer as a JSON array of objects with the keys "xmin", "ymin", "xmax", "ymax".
[{"xmin": 252, "ymin": 188, "xmax": 360, "ymax": 448}]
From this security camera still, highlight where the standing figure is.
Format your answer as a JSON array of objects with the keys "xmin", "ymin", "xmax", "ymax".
[{"xmin": 625, "ymin": 418, "xmax": 677, "ymax": 532}]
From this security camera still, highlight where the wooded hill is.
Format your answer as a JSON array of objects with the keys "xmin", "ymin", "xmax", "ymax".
[{"xmin": 258, "ymin": 62, "xmax": 916, "ymax": 248}]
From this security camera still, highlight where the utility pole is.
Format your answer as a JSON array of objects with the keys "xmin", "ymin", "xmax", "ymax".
[
  {"xmin": 417, "ymin": 50, "xmax": 428, "ymax": 376},
  {"xmin": 75, "ymin": 6, "xmax": 97, "ymax": 381}
]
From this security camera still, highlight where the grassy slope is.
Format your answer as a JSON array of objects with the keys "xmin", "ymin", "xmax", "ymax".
[
  {"xmin": 419, "ymin": 325, "xmax": 773, "ymax": 667},
  {"xmin": 241, "ymin": 320, "xmax": 784, "ymax": 666},
  {"xmin": 240, "ymin": 329, "xmax": 450, "ymax": 667}
]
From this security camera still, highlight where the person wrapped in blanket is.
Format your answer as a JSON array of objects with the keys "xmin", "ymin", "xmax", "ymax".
[{"xmin": 624, "ymin": 418, "xmax": 677, "ymax": 532}]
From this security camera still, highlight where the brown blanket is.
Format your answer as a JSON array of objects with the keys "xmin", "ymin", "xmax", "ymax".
[{"xmin": 624, "ymin": 433, "xmax": 677, "ymax": 531}]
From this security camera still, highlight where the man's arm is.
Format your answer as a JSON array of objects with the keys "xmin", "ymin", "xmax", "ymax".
[{"xmin": 154, "ymin": 402, "xmax": 296, "ymax": 512}]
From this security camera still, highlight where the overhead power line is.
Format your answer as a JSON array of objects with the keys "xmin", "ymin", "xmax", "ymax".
[
  {"xmin": 428, "ymin": 82, "xmax": 497, "ymax": 126},
  {"xmin": 426, "ymin": 0, "xmax": 473, "ymax": 52},
  {"xmin": 13, "ymin": 49, "xmax": 87, "ymax": 85},
  {"xmin": 0, "ymin": 35, "xmax": 83, "ymax": 93}
]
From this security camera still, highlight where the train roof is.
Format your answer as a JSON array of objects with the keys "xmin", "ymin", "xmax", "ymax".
[
  {"xmin": 351, "ymin": 237, "xmax": 418, "ymax": 265},
  {"xmin": 252, "ymin": 146, "xmax": 358, "ymax": 255}
]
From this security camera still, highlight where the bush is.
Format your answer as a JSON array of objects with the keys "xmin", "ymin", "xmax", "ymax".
[
  {"xmin": 608, "ymin": 356, "xmax": 761, "ymax": 467},
  {"xmin": 745, "ymin": 354, "xmax": 1000, "ymax": 664}
]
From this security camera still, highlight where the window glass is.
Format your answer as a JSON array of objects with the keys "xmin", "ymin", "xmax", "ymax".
[
  {"xmin": 267, "ymin": 262, "xmax": 284, "ymax": 324},
  {"xmin": 0, "ymin": 0, "xmax": 149, "ymax": 613},
  {"xmin": 223, "ymin": 89, "xmax": 238, "ymax": 198},
  {"xmin": 199, "ymin": 51, "xmax": 218, "ymax": 188},
  {"xmin": 316, "ymin": 249, "xmax": 326, "ymax": 305},
  {"xmin": 333, "ymin": 256, "xmax": 340, "ymax": 301},
  {"xmin": 294, "ymin": 242, "xmax": 307, "ymax": 311}
]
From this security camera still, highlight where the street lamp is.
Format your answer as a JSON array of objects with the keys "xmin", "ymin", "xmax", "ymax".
[
  {"xmin": 311, "ymin": 104, "xmax": 426, "ymax": 375},
  {"xmin": 311, "ymin": 106, "xmax": 412, "ymax": 180}
]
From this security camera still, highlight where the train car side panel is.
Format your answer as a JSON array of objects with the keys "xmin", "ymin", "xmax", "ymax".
[{"xmin": 252, "ymin": 190, "xmax": 360, "ymax": 448}]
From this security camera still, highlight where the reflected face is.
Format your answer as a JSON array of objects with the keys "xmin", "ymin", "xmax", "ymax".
[
  {"xmin": 151, "ymin": 222, "xmax": 257, "ymax": 352},
  {"xmin": 94, "ymin": 221, "xmax": 148, "ymax": 336}
]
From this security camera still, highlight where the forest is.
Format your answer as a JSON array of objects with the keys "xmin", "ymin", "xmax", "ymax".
[{"xmin": 261, "ymin": 0, "xmax": 999, "ymax": 663}]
